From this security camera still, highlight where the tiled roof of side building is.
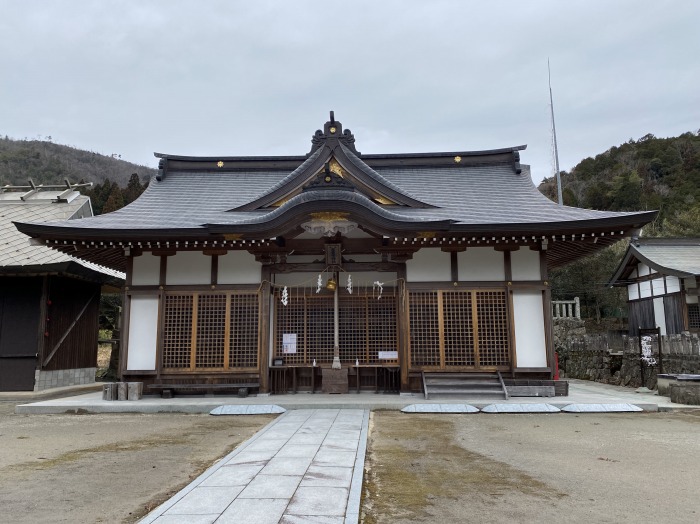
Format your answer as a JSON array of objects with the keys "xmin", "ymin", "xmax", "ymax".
[{"xmin": 609, "ymin": 238, "xmax": 700, "ymax": 285}]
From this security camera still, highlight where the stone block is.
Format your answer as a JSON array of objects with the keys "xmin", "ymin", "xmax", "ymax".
[
  {"xmin": 117, "ymin": 382, "xmax": 128, "ymax": 401},
  {"xmin": 102, "ymin": 383, "xmax": 117, "ymax": 401},
  {"xmin": 127, "ymin": 382, "xmax": 143, "ymax": 400},
  {"xmin": 669, "ymin": 384, "xmax": 700, "ymax": 405}
]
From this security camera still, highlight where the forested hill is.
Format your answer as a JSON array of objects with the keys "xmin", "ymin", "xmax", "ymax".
[
  {"xmin": 539, "ymin": 131, "xmax": 700, "ymax": 236},
  {"xmin": 538, "ymin": 130, "xmax": 700, "ymax": 323},
  {"xmin": 0, "ymin": 135, "xmax": 157, "ymax": 188}
]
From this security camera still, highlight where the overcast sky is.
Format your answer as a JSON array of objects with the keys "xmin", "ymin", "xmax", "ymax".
[{"xmin": 1, "ymin": 1, "xmax": 698, "ymax": 183}]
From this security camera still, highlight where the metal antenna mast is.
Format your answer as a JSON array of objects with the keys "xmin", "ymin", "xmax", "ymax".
[{"xmin": 549, "ymin": 59, "xmax": 563, "ymax": 206}]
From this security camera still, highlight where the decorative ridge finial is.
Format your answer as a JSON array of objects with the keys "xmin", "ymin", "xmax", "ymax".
[{"xmin": 308, "ymin": 112, "xmax": 360, "ymax": 156}]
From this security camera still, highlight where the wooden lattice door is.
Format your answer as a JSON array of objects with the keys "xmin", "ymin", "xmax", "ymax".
[
  {"xmin": 274, "ymin": 288, "xmax": 399, "ymax": 365},
  {"xmin": 408, "ymin": 289, "xmax": 510, "ymax": 370},
  {"xmin": 161, "ymin": 291, "xmax": 259, "ymax": 372}
]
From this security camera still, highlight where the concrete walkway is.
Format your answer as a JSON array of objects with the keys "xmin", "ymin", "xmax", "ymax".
[
  {"xmin": 14, "ymin": 379, "xmax": 697, "ymax": 414},
  {"xmin": 140, "ymin": 409, "xmax": 368, "ymax": 524}
]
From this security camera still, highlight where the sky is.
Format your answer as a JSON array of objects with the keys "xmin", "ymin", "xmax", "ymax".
[{"xmin": 1, "ymin": 0, "xmax": 699, "ymax": 184}]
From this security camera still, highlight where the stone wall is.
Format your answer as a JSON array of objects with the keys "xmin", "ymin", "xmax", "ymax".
[
  {"xmin": 558, "ymin": 332, "xmax": 700, "ymax": 390},
  {"xmin": 33, "ymin": 367, "xmax": 96, "ymax": 391}
]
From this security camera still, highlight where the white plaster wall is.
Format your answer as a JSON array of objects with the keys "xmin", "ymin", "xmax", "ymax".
[
  {"xmin": 218, "ymin": 251, "xmax": 261, "ymax": 285},
  {"xmin": 651, "ymin": 277, "xmax": 666, "ymax": 297},
  {"xmin": 651, "ymin": 278, "xmax": 665, "ymax": 296},
  {"xmin": 457, "ymin": 248, "xmax": 504, "ymax": 281},
  {"xmin": 666, "ymin": 276, "xmax": 681, "ymax": 293},
  {"xmin": 407, "ymin": 248, "xmax": 451, "ymax": 282},
  {"xmin": 512, "ymin": 291, "xmax": 547, "ymax": 368},
  {"xmin": 511, "ymin": 249, "xmax": 542, "ymax": 281},
  {"xmin": 653, "ymin": 297, "xmax": 667, "ymax": 335},
  {"xmin": 638, "ymin": 263, "xmax": 651, "ymax": 277},
  {"xmin": 127, "ymin": 296, "xmax": 159, "ymax": 370},
  {"xmin": 685, "ymin": 277, "xmax": 697, "ymax": 290},
  {"xmin": 630, "ymin": 269, "xmax": 638, "ymax": 278},
  {"xmin": 639, "ymin": 280, "xmax": 652, "ymax": 299},
  {"xmin": 167, "ymin": 251, "xmax": 210, "ymax": 285},
  {"xmin": 131, "ymin": 253, "xmax": 160, "ymax": 286},
  {"xmin": 628, "ymin": 284, "xmax": 640, "ymax": 300},
  {"xmin": 687, "ymin": 295, "xmax": 699, "ymax": 305}
]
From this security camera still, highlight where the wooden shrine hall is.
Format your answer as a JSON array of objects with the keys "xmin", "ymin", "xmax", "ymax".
[{"xmin": 15, "ymin": 114, "xmax": 656, "ymax": 395}]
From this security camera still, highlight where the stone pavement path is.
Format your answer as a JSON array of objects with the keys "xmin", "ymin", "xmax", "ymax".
[{"xmin": 140, "ymin": 409, "xmax": 368, "ymax": 524}]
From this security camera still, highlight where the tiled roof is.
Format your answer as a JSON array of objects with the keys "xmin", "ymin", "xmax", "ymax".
[
  {"xmin": 18, "ymin": 163, "xmax": 649, "ymax": 233},
  {"xmin": 609, "ymin": 238, "xmax": 700, "ymax": 284},
  {"xmin": 0, "ymin": 193, "xmax": 123, "ymax": 279}
]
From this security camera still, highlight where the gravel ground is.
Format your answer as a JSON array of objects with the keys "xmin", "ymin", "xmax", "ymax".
[
  {"xmin": 362, "ymin": 410, "xmax": 700, "ymax": 524},
  {"xmin": 0, "ymin": 401, "xmax": 273, "ymax": 523},
  {"xmin": 3, "ymin": 400, "xmax": 700, "ymax": 524}
]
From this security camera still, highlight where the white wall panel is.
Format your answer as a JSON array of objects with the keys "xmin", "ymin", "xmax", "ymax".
[
  {"xmin": 167, "ymin": 251, "xmax": 210, "ymax": 285},
  {"xmin": 666, "ymin": 276, "xmax": 681, "ymax": 293},
  {"xmin": 639, "ymin": 280, "xmax": 652, "ymax": 299},
  {"xmin": 651, "ymin": 278, "xmax": 665, "ymax": 296},
  {"xmin": 131, "ymin": 253, "xmax": 160, "ymax": 285},
  {"xmin": 628, "ymin": 284, "xmax": 639, "ymax": 300},
  {"xmin": 638, "ymin": 264, "xmax": 650, "ymax": 276},
  {"xmin": 512, "ymin": 291, "xmax": 547, "ymax": 368},
  {"xmin": 218, "ymin": 251, "xmax": 260, "ymax": 285},
  {"xmin": 457, "ymin": 248, "xmax": 504, "ymax": 281},
  {"xmin": 511, "ymin": 249, "xmax": 542, "ymax": 281},
  {"xmin": 407, "ymin": 248, "xmax": 451, "ymax": 282},
  {"xmin": 126, "ymin": 296, "xmax": 159, "ymax": 370},
  {"xmin": 653, "ymin": 297, "xmax": 667, "ymax": 335}
]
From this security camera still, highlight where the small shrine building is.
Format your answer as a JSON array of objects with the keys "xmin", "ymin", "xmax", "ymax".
[{"xmin": 16, "ymin": 115, "xmax": 655, "ymax": 393}]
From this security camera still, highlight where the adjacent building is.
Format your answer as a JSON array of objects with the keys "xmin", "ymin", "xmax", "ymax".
[
  {"xmin": 608, "ymin": 237, "xmax": 700, "ymax": 336},
  {"xmin": 1, "ymin": 183, "xmax": 122, "ymax": 391}
]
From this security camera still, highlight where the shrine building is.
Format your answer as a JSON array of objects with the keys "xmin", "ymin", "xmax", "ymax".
[{"xmin": 15, "ymin": 115, "xmax": 656, "ymax": 394}]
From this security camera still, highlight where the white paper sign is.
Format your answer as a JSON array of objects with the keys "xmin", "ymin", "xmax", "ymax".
[
  {"xmin": 282, "ymin": 333, "xmax": 297, "ymax": 354},
  {"xmin": 378, "ymin": 351, "xmax": 398, "ymax": 360}
]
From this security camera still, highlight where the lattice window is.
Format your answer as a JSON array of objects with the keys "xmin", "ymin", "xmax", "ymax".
[
  {"xmin": 195, "ymin": 294, "xmax": 226, "ymax": 368},
  {"xmin": 162, "ymin": 291, "xmax": 259, "ymax": 371},
  {"xmin": 476, "ymin": 291, "xmax": 510, "ymax": 366},
  {"xmin": 367, "ymin": 291, "xmax": 398, "ymax": 364},
  {"xmin": 442, "ymin": 290, "xmax": 475, "ymax": 366},
  {"xmin": 230, "ymin": 293, "xmax": 259, "ymax": 369},
  {"xmin": 274, "ymin": 289, "xmax": 399, "ymax": 364},
  {"xmin": 339, "ymin": 295, "xmax": 367, "ymax": 362},
  {"xmin": 689, "ymin": 304, "xmax": 700, "ymax": 330},
  {"xmin": 275, "ymin": 295, "xmax": 307, "ymax": 365},
  {"xmin": 409, "ymin": 291, "xmax": 441, "ymax": 367},
  {"xmin": 306, "ymin": 295, "xmax": 335, "ymax": 363},
  {"xmin": 162, "ymin": 294, "xmax": 193, "ymax": 368}
]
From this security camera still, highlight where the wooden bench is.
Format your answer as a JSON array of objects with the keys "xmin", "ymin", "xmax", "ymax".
[{"xmin": 147, "ymin": 382, "xmax": 259, "ymax": 398}]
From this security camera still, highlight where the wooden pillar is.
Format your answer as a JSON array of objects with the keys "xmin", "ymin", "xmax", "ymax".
[
  {"xmin": 258, "ymin": 265, "xmax": 272, "ymax": 393},
  {"xmin": 119, "ymin": 255, "xmax": 134, "ymax": 380},
  {"xmin": 397, "ymin": 263, "xmax": 411, "ymax": 392},
  {"xmin": 37, "ymin": 275, "xmax": 49, "ymax": 371},
  {"xmin": 504, "ymin": 250, "xmax": 516, "ymax": 374},
  {"xmin": 540, "ymin": 249, "xmax": 555, "ymax": 379}
]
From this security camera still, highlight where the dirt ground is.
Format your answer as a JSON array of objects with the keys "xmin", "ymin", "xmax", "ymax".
[
  {"xmin": 0, "ymin": 401, "xmax": 273, "ymax": 523},
  {"xmin": 363, "ymin": 410, "xmax": 700, "ymax": 524},
  {"xmin": 3, "ymin": 402, "xmax": 700, "ymax": 524}
]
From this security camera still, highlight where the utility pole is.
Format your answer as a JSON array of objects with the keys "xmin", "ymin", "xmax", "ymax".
[{"xmin": 549, "ymin": 59, "xmax": 563, "ymax": 206}]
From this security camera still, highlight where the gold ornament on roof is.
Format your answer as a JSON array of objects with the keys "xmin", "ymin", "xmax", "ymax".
[
  {"xmin": 328, "ymin": 158, "xmax": 344, "ymax": 177},
  {"xmin": 329, "ymin": 126, "xmax": 337, "ymax": 134},
  {"xmin": 454, "ymin": 156, "xmax": 462, "ymax": 163},
  {"xmin": 217, "ymin": 161, "xmax": 224, "ymax": 168}
]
